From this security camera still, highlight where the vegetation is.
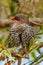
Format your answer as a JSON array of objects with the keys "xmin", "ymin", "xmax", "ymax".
[{"xmin": 0, "ymin": 0, "xmax": 43, "ymax": 65}]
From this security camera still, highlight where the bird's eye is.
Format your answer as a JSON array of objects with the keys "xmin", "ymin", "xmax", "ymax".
[{"xmin": 15, "ymin": 16, "xmax": 19, "ymax": 20}]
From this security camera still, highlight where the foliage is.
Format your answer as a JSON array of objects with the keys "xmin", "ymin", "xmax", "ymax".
[
  {"xmin": 10, "ymin": 0, "xmax": 20, "ymax": 15},
  {"xmin": 2, "ymin": 0, "xmax": 9, "ymax": 7},
  {"xmin": 2, "ymin": 0, "xmax": 20, "ymax": 16},
  {"xmin": 0, "ymin": 0, "xmax": 43, "ymax": 65},
  {"xmin": 1, "ymin": 0, "xmax": 43, "ymax": 17},
  {"xmin": 0, "ymin": 28, "xmax": 43, "ymax": 65}
]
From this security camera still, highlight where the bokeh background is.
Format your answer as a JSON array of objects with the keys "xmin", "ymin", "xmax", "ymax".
[{"xmin": 0, "ymin": 0, "xmax": 43, "ymax": 65}]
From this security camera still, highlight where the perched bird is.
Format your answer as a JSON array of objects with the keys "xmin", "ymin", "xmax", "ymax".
[{"xmin": 9, "ymin": 14, "xmax": 41, "ymax": 47}]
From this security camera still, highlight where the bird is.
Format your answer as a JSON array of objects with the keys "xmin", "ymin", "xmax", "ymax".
[{"xmin": 9, "ymin": 14, "xmax": 41, "ymax": 47}]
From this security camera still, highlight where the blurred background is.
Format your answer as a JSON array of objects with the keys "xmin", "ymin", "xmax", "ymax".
[
  {"xmin": 0, "ymin": 0, "xmax": 43, "ymax": 19},
  {"xmin": 0, "ymin": 0, "xmax": 43, "ymax": 65}
]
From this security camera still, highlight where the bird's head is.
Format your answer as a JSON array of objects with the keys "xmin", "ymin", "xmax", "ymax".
[{"xmin": 10, "ymin": 14, "xmax": 29, "ymax": 23}]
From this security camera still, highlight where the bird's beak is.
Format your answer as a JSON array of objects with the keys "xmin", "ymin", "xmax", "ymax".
[{"xmin": 11, "ymin": 17, "xmax": 15, "ymax": 21}]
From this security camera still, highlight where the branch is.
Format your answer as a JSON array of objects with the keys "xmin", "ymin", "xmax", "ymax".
[
  {"xmin": 0, "ymin": 42, "xmax": 43, "ymax": 61},
  {"xmin": 34, "ymin": 60, "xmax": 43, "ymax": 65},
  {"xmin": 30, "ymin": 55, "xmax": 43, "ymax": 65},
  {"xmin": 0, "ymin": 17, "xmax": 43, "ymax": 28},
  {"xmin": 18, "ymin": 58, "xmax": 21, "ymax": 65},
  {"xmin": 0, "ymin": 19, "xmax": 12, "ymax": 27}
]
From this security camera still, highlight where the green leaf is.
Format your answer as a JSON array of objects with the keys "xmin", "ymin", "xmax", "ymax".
[
  {"xmin": 34, "ymin": 35, "xmax": 41, "ymax": 39},
  {"xmin": 34, "ymin": 26, "xmax": 40, "ymax": 34},
  {"xmin": 2, "ymin": 0, "xmax": 9, "ymax": 7},
  {"xmin": 10, "ymin": 0, "xmax": 19, "ymax": 15},
  {"xmin": 5, "ymin": 35, "xmax": 10, "ymax": 47},
  {"xmin": 0, "ymin": 36, "xmax": 4, "ymax": 43},
  {"xmin": 12, "ymin": 0, "xmax": 19, "ymax": 5},
  {"xmin": 31, "ymin": 51, "xmax": 36, "ymax": 59},
  {"xmin": 30, "ymin": 55, "xmax": 43, "ymax": 65},
  {"xmin": 29, "ymin": 37, "xmax": 35, "ymax": 46},
  {"xmin": 10, "ymin": 5, "xmax": 14, "ymax": 15},
  {"xmin": 37, "ymin": 49, "xmax": 40, "ymax": 54}
]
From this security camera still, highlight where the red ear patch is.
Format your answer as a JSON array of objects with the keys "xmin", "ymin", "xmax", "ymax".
[{"xmin": 18, "ymin": 18, "xmax": 21, "ymax": 22}]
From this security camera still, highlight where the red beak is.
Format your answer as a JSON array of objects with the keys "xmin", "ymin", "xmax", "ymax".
[{"xmin": 11, "ymin": 17, "xmax": 15, "ymax": 21}]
